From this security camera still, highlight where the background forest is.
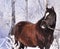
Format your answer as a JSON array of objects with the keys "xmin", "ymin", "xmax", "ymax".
[{"xmin": 0, "ymin": 0, "xmax": 60, "ymax": 49}]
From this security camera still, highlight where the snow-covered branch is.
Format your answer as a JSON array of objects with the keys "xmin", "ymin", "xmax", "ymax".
[{"xmin": 6, "ymin": 35, "xmax": 20, "ymax": 49}]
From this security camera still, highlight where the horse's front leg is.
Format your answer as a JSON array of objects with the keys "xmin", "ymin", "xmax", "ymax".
[
  {"xmin": 19, "ymin": 43, "xmax": 24, "ymax": 49},
  {"xmin": 39, "ymin": 47, "xmax": 44, "ymax": 49},
  {"xmin": 39, "ymin": 46, "xmax": 44, "ymax": 49},
  {"xmin": 45, "ymin": 42, "xmax": 51, "ymax": 49}
]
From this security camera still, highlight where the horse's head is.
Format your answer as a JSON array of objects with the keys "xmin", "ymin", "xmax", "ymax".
[{"xmin": 41, "ymin": 7, "xmax": 56, "ymax": 29}]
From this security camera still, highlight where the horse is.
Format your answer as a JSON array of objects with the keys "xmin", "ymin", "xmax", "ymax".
[{"xmin": 11, "ymin": 7, "xmax": 56, "ymax": 49}]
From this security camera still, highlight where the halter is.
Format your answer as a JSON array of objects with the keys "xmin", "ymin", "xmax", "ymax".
[{"xmin": 47, "ymin": 25, "xmax": 60, "ymax": 31}]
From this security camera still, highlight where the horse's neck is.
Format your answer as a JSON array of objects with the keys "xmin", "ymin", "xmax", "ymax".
[
  {"xmin": 36, "ymin": 17, "xmax": 45, "ymax": 26},
  {"xmin": 35, "ymin": 17, "xmax": 45, "ymax": 31}
]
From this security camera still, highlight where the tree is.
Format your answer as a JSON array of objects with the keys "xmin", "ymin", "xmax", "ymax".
[
  {"xmin": 9, "ymin": 0, "xmax": 15, "ymax": 35},
  {"xmin": 11, "ymin": 0, "xmax": 15, "ymax": 28},
  {"xmin": 25, "ymin": 0, "xmax": 28, "ymax": 21}
]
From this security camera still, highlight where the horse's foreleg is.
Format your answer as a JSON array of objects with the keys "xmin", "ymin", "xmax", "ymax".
[
  {"xmin": 45, "ymin": 45, "xmax": 50, "ymax": 49},
  {"xmin": 39, "ymin": 47, "xmax": 44, "ymax": 49},
  {"xmin": 19, "ymin": 43, "xmax": 24, "ymax": 49},
  {"xmin": 45, "ymin": 43, "xmax": 51, "ymax": 49}
]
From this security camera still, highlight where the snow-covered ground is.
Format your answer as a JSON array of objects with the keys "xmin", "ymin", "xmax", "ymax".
[{"xmin": 0, "ymin": 0, "xmax": 60, "ymax": 49}]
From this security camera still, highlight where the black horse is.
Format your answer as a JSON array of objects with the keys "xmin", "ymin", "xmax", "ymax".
[{"xmin": 11, "ymin": 7, "xmax": 56, "ymax": 49}]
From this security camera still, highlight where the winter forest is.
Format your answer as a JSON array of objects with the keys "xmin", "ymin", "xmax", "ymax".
[{"xmin": 0, "ymin": 0, "xmax": 60, "ymax": 49}]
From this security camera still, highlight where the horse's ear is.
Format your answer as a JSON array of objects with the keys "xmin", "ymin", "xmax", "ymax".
[
  {"xmin": 51, "ymin": 6, "xmax": 54, "ymax": 10},
  {"xmin": 46, "ymin": 6, "xmax": 54, "ymax": 10}
]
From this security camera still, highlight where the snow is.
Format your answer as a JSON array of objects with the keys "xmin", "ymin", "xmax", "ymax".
[{"xmin": 0, "ymin": 0, "xmax": 60, "ymax": 49}]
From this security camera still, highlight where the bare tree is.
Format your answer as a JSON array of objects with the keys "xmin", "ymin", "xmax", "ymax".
[
  {"xmin": 38, "ymin": 0, "xmax": 44, "ymax": 16},
  {"xmin": 9, "ymin": 0, "xmax": 15, "ymax": 35},
  {"xmin": 25, "ymin": 0, "xmax": 28, "ymax": 21},
  {"xmin": 11, "ymin": 0, "xmax": 15, "ymax": 27}
]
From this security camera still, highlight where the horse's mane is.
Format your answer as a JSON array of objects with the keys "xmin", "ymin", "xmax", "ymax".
[{"xmin": 36, "ymin": 17, "xmax": 45, "ymax": 26}]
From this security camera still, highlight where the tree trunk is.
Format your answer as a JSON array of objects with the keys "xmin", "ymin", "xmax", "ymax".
[
  {"xmin": 9, "ymin": 0, "xmax": 15, "ymax": 35},
  {"xmin": 25, "ymin": 0, "xmax": 28, "ymax": 21}
]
